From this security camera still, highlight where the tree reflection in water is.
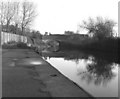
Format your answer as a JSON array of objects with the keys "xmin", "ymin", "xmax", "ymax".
[
  {"xmin": 41, "ymin": 49, "xmax": 118, "ymax": 86},
  {"xmin": 77, "ymin": 56, "xmax": 117, "ymax": 86}
]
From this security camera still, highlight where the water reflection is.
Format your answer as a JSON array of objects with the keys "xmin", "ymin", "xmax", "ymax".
[
  {"xmin": 78, "ymin": 58, "xmax": 117, "ymax": 86},
  {"xmin": 41, "ymin": 49, "xmax": 118, "ymax": 97},
  {"xmin": 42, "ymin": 49, "xmax": 118, "ymax": 86}
]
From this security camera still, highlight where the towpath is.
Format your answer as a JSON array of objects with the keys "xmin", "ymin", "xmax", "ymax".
[{"xmin": 2, "ymin": 48, "xmax": 93, "ymax": 98}]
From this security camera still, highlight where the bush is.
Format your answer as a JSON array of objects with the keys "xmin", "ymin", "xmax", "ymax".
[
  {"xmin": 16, "ymin": 42, "xmax": 29, "ymax": 48},
  {"xmin": 80, "ymin": 17, "xmax": 116, "ymax": 40},
  {"xmin": 2, "ymin": 42, "xmax": 30, "ymax": 49},
  {"xmin": 59, "ymin": 37, "xmax": 119, "ymax": 54}
]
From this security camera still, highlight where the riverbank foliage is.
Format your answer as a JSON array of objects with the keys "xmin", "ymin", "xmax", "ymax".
[
  {"xmin": 2, "ymin": 41, "xmax": 30, "ymax": 49},
  {"xmin": 58, "ymin": 17, "xmax": 118, "ymax": 54},
  {"xmin": 59, "ymin": 37, "xmax": 119, "ymax": 54}
]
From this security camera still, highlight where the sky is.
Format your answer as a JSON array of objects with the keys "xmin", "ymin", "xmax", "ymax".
[{"xmin": 21, "ymin": 0, "xmax": 119, "ymax": 34}]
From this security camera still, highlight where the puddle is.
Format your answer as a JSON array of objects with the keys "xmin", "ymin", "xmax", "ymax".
[
  {"xmin": 50, "ymin": 74, "xmax": 58, "ymax": 77},
  {"xmin": 9, "ymin": 59, "xmax": 18, "ymax": 67},
  {"xmin": 13, "ymin": 58, "xmax": 18, "ymax": 61},
  {"xmin": 15, "ymin": 58, "xmax": 48, "ymax": 66},
  {"xmin": 9, "ymin": 62, "xmax": 15, "ymax": 67}
]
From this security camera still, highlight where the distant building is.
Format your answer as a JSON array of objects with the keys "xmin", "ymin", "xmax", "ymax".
[{"xmin": 64, "ymin": 31, "xmax": 74, "ymax": 35}]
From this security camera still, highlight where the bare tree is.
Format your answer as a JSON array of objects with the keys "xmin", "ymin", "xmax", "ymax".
[
  {"xmin": 0, "ymin": 2, "xmax": 6, "ymax": 28},
  {"xmin": 5, "ymin": 2, "xmax": 17, "ymax": 31},
  {"xmin": 21, "ymin": 1, "xmax": 36, "ymax": 34},
  {"xmin": 0, "ymin": 1, "xmax": 19, "ymax": 32},
  {"xmin": 79, "ymin": 17, "xmax": 116, "ymax": 40},
  {"xmin": 0, "ymin": 1, "xmax": 37, "ymax": 36},
  {"xmin": 13, "ymin": 2, "xmax": 20, "ymax": 34}
]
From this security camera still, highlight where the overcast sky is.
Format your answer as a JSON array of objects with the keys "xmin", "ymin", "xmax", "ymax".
[{"xmin": 28, "ymin": 0, "xmax": 118, "ymax": 34}]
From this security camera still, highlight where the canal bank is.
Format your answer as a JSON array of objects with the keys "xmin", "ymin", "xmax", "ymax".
[{"xmin": 2, "ymin": 48, "xmax": 93, "ymax": 98}]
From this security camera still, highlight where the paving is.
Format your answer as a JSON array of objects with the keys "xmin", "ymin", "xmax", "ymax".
[{"xmin": 2, "ymin": 48, "xmax": 94, "ymax": 98}]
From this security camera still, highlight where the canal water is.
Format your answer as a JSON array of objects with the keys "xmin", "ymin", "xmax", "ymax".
[{"xmin": 41, "ymin": 49, "xmax": 119, "ymax": 97}]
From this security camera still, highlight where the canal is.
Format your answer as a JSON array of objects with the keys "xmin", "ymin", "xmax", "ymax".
[{"xmin": 41, "ymin": 49, "xmax": 119, "ymax": 97}]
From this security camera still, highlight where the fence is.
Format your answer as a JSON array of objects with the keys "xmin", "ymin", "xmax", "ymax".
[{"xmin": 1, "ymin": 32, "xmax": 27, "ymax": 45}]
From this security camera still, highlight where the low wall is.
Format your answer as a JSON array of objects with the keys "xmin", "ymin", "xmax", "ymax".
[{"xmin": 1, "ymin": 32, "xmax": 27, "ymax": 45}]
